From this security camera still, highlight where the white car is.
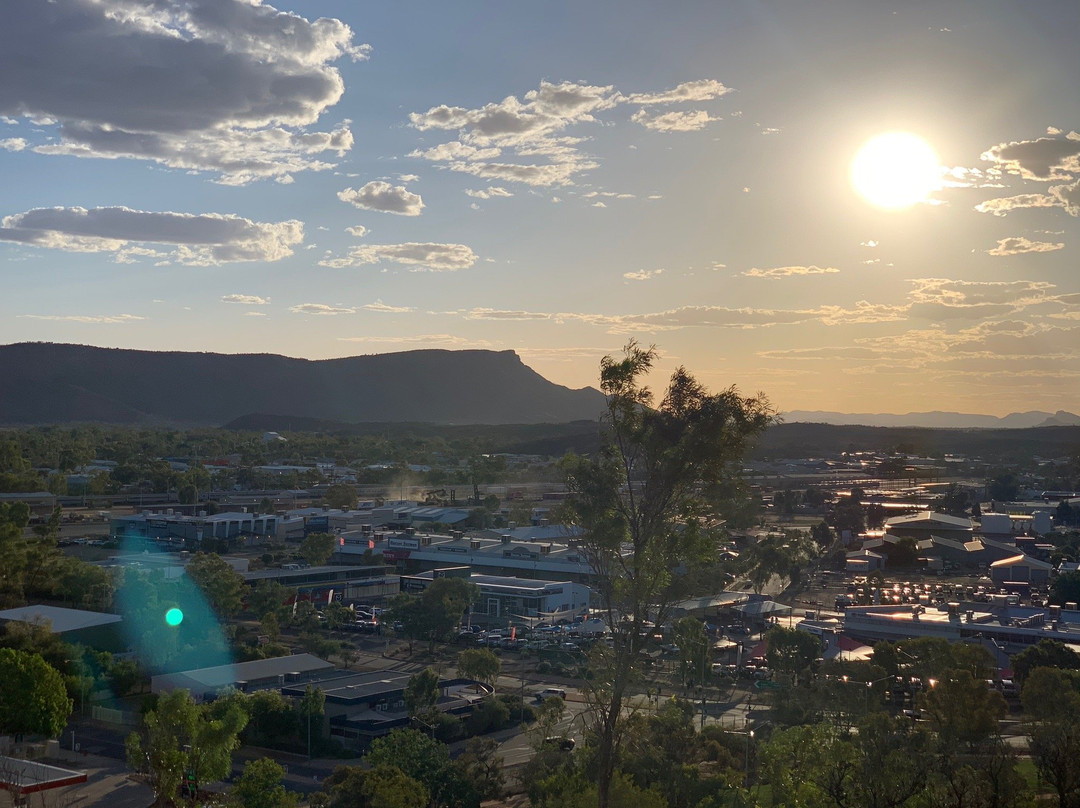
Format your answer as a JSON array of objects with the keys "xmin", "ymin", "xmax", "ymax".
[{"xmin": 534, "ymin": 687, "xmax": 567, "ymax": 702}]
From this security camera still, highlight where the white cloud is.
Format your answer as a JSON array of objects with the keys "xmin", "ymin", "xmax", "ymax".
[
  {"xmin": 1, "ymin": 0, "xmax": 365, "ymax": 182},
  {"xmin": 975, "ymin": 193, "xmax": 1059, "ymax": 216},
  {"xmin": 465, "ymin": 308, "xmax": 552, "ymax": 321},
  {"xmin": 631, "ymin": 109, "xmax": 714, "ymax": 132},
  {"xmin": 623, "ymin": 269, "xmax": 664, "ymax": 281},
  {"xmin": 464, "ymin": 186, "xmax": 513, "ymax": 199},
  {"xmin": 361, "ymin": 300, "xmax": 414, "ymax": 313},
  {"xmin": 243, "ymin": 311, "xmax": 268, "ymax": 317},
  {"xmin": 987, "ymin": 236, "xmax": 1065, "ymax": 256},
  {"xmin": 398, "ymin": 174, "xmax": 419, "ymax": 182},
  {"xmin": 408, "ymin": 77, "xmax": 730, "ymax": 187},
  {"xmin": 0, "ymin": 138, "xmax": 26, "ymax": 151},
  {"xmin": 319, "ymin": 242, "xmax": 478, "ymax": 271},
  {"xmin": 338, "ymin": 181, "xmax": 423, "ymax": 216},
  {"xmin": 0, "ymin": 206, "xmax": 303, "ymax": 264},
  {"xmin": 19, "ymin": 313, "xmax": 144, "ymax": 324},
  {"xmin": 221, "ymin": 294, "xmax": 270, "ymax": 305},
  {"xmin": 289, "ymin": 303, "xmax": 356, "ymax": 315},
  {"xmin": 627, "ymin": 79, "xmax": 732, "ymax": 105},
  {"xmin": 742, "ymin": 265, "xmax": 839, "ymax": 278},
  {"xmin": 346, "ymin": 225, "xmax": 368, "ymax": 238}
]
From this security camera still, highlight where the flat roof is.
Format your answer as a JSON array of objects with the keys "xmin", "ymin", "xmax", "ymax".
[
  {"xmin": 0, "ymin": 605, "xmax": 122, "ymax": 633},
  {"xmin": 0, "ymin": 758, "xmax": 86, "ymax": 795},
  {"xmin": 154, "ymin": 653, "xmax": 333, "ymax": 690},
  {"xmin": 241, "ymin": 565, "xmax": 387, "ymax": 581},
  {"xmin": 284, "ymin": 669, "xmax": 414, "ymax": 703}
]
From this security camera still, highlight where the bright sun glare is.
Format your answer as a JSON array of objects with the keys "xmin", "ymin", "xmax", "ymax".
[{"xmin": 851, "ymin": 132, "xmax": 940, "ymax": 209}]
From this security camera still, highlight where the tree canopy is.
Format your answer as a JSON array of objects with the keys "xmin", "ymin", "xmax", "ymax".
[
  {"xmin": 0, "ymin": 648, "xmax": 72, "ymax": 738},
  {"xmin": 562, "ymin": 342, "xmax": 773, "ymax": 808}
]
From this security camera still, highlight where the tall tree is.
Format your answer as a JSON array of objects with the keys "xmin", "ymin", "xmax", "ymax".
[
  {"xmin": 562, "ymin": 342, "xmax": 772, "ymax": 808},
  {"xmin": 233, "ymin": 758, "xmax": 299, "ymax": 808},
  {"xmin": 0, "ymin": 648, "xmax": 72, "ymax": 738},
  {"xmin": 299, "ymin": 532, "xmax": 338, "ymax": 567},
  {"xmin": 404, "ymin": 668, "xmax": 441, "ymax": 723},
  {"xmin": 185, "ymin": 552, "xmax": 245, "ymax": 618},
  {"xmin": 126, "ymin": 689, "xmax": 247, "ymax": 806},
  {"xmin": 456, "ymin": 648, "xmax": 501, "ymax": 691}
]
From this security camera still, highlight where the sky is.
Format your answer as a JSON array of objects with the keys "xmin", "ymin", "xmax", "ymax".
[{"xmin": 3, "ymin": 0, "xmax": 1080, "ymax": 418}]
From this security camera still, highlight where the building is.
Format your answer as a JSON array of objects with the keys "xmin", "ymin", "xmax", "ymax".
[
  {"xmin": 150, "ymin": 653, "xmax": 334, "ymax": 698},
  {"xmin": 284, "ymin": 670, "xmax": 489, "ymax": 748},
  {"xmin": 400, "ymin": 568, "xmax": 592, "ymax": 622},
  {"xmin": 989, "ymin": 554, "xmax": 1054, "ymax": 586},
  {"xmin": 110, "ymin": 510, "xmax": 278, "ymax": 546},
  {"xmin": 0, "ymin": 605, "xmax": 124, "ymax": 652},
  {"xmin": 338, "ymin": 529, "xmax": 598, "ymax": 583},
  {"xmin": 884, "ymin": 512, "xmax": 975, "ymax": 543},
  {"xmin": 842, "ymin": 602, "xmax": 1080, "ymax": 655},
  {"xmin": 241, "ymin": 565, "xmax": 399, "ymax": 605}
]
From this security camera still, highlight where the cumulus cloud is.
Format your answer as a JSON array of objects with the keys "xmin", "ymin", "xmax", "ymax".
[
  {"xmin": 623, "ymin": 269, "xmax": 664, "ymax": 281},
  {"xmin": 987, "ymin": 236, "xmax": 1065, "ymax": 256},
  {"xmin": 631, "ymin": 109, "xmax": 714, "ymax": 132},
  {"xmin": 289, "ymin": 303, "xmax": 355, "ymax": 315},
  {"xmin": 338, "ymin": 181, "xmax": 424, "ymax": 216},
  {"xmin": 0, "ymin": 138, "xmax": 26, "ymax": 151},
  {"xmin": 221, "ymin": 294, "xmax": 270, "ymax": 305},
  {"xmin": 319, "ymin": 242, "xmax": 478, "ymax": 271},
  {"xmin": 0, "ymin": 206, "xmax": 303, "ymax": 264},
  {"xmin": 464, "ymin": 186, "xmax": 513, "ymax": 199},
  {"xmin": 19, "ymin": 313, "xmax": 144, "ymax": 324},
  {"xmin": 626, "ymin": 79, "xmax": 732, "ymax": 105},
  {"xmin": 981, "ymin": 133, "xmax": 1080, "ymax": 181},
  {"xmin": 742, "ymin": 266, "xmax": 839, "ymax": 278},
  {"xmin": 1, "ymin": 0, "xmax": 365, "ymax": 182},
  {"xmin": 346, "ymin": 225, "xmax": 368, "ymax": 238},
  {"xmin": 408, "ymin": 77, "xmax": 731, "ymax": 187}
]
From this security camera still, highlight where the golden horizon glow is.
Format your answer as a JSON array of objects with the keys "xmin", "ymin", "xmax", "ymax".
[{"xmin": 851, "ymin": 132, "xmax": 941, "ymax": 209}]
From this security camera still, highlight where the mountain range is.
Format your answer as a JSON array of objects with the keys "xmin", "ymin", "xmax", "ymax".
[
  {"xmin": 781, "ymin": 409, "xmax": 1080, "ymax": 429},
  {"xmin": 0, "ymin": 343, "xmax": 606, "ymax": 426}
]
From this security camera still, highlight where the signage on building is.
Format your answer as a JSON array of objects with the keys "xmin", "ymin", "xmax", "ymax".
[{"xmin": 388, "ymin": 537, "xmax": 419, "ymax": 550}]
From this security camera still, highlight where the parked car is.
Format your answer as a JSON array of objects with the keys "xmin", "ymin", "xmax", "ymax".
[{"xmin": 534, "ymin": 687, "xmax": 567, "ymax": 702}]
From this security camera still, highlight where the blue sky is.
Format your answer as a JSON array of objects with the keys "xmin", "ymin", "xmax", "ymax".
[{"xmin": 3, "ymin": 0, "xmax": 1080, "ymax": 416}]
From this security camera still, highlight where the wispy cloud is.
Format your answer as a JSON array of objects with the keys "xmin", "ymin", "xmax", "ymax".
[
  {"xmin": 623, "ymin": 269, "xmax": 664, "ymax": 281},
  {"xmin": 742, "ymin": 265, "xmax": 839, "ymax": 278},
  {"xmin": 987, "ymin": 236, "xmax": 1065, "ymax": 256},
  {"xmin": 320, "ymin": 242, "xmax": 478, "ymax": 271},
  {"xmin": 19, "ymin": 313, "xmax": 145, "ymax": 324},
  {"xmin": 361, "ymin": 301, "xmax": 414, "ymax": 313},
  {"xmin": 289, "ymin": 303, "xmax": 356, "ymax": 315},
  {"xmin": 631, "ymin": 109, "xmax": 714, "ymax": 132}
]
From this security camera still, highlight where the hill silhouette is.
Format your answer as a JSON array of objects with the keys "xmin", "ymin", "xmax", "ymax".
[{"xmin": 0, "ymin": 343, "xmax": 606, "ymax": 426}]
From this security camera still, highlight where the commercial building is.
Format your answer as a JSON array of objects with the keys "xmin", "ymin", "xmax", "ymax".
[
  {"xmin": 0, "ymin": 605, "xmax": 124, "ymax": 652},
  {"xmin": 400, "ymin": 568, "xmax": 591, "ymax": 621},
  {"xmin": 338, "ymin": 529, "xmax": 597, "ymax": 583},
  {"xmin": 110, "ymin": 510, "xmax": 278, "ymax": 546},
  {"xmin": 240, "ymin": 565, "xmax": 399, "ymax": 606},
  {"xmin": 842, "ymin": 601, "xmax": 1080, "ymax": 655},
  {"xmin": 150, "ymin": 653, "xmax": 334, "ymax": 699}
]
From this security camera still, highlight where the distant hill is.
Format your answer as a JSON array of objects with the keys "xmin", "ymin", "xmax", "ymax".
[
  {"xmin": 0, "ymin": 343, "xmax": 607, "ymax": 426},
  {"xmin": 781, "ymin": 409, "xmax": 1080, "ymax": 429}
]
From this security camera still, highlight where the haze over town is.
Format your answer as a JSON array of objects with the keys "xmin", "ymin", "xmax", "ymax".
[{"xmin": 3, "ymin": 1, "xmax": 1080, "ymax": 416}]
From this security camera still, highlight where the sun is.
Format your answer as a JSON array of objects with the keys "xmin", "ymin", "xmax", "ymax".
[{"xmin": 851, "ymin": 132, "xmax": 941, "ymax": 209}]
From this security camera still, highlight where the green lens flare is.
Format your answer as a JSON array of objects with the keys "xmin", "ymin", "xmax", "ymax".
[{"xmin": 165, "ymin": 608, "xmax": 184, "ymax": 627}]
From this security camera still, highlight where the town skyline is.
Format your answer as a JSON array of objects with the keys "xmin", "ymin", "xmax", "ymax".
[{"xmin": 3, "ymin": 1, "xmax": 1080, "ymax": 417}]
